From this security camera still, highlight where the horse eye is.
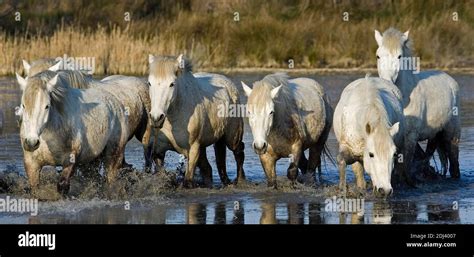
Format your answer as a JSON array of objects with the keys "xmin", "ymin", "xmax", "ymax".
[
  {"xmin": 376, "ymin": 55, "xmax": 380, "ymax": 59},
  {"xmin": 45, "ymin": 105, "xmax": 50, "ymax": 110},
  {"xmin": 146, "ymin": 81, "xmax": 151, "ymax": 87},
  {"xmin": 22, "ymin": 104, "xmax": 25, "ymax": 108},
  {"xmin": 369, "ymin": 152, "xmax": 374, "ymax": 158},
  {"xmin": 397, "ymin": 55, "xmax": 402, "ymax": 59},
  {"xmin": 170, "ymin": 82, "xmax": 175, "ymax": 88},
  {"xmin": 269, "ymin": 110, "xmax": 274, "ymax": 115}
]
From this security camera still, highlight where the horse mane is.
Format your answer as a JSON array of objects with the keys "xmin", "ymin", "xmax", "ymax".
[
  {"xmin": 251, "ymin": 73, "xmax": 305, "ymax": 138},
  {"xmin": 58, "ymin": 70, "xmax": 94, "ymax": 89},
  {"xmin": 382, "ymin": 27, "xmax": 413, "ymax": 57},
  {"xmin": 150, "ymin": 55, "xmax": 193, "ymax": 78}
]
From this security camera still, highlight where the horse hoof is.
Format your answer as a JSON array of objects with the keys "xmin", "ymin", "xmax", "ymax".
[
  {"xmin": 221, "ymin": 179, "xmax": 232, "ymax": 187},
  {"xmin": 183, "ymin": 180, "xmax": 194, "ymax": 189},
  {"xmin": 267, "ymin": 181, "xmax": 277, "ymax": 189},
  {"xmin": 233, "ymin": 177, "xmax": 247, "ymax": 186},
  {"xmin": 202, "ymin": 180, "xmax": 213, "ymax": 189}
]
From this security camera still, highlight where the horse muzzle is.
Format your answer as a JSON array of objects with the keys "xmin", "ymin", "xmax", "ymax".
[
  {"xmin": 374, "ymin": 186, "xmax": 393, "ymax": 198},
  {"xmin": 253, "ymin": 141, "xmax": 268, "ymax": 155},
  {"xmin": 23, "ymin": 138, "xmax": 40, "ymax": 152},
  {"xmin": 150, "ymin": 113, "xmax": 165, "ymax": 129}
]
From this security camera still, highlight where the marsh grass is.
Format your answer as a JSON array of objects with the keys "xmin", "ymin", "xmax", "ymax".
[{"xmin": 0, "ymin": 0, "xmax": 472, "ymax": 75}]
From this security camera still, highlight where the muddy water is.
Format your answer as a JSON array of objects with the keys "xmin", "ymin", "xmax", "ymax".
[{"xmin": 1, "ymin": 73, "xmax": 473, "ymax": 224}]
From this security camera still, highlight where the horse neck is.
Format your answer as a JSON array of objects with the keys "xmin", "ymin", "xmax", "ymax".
[
  {"xmin": 45, "ymin": 89, "xmax": 75, "ymax": 134},
  {"xmin": 396, "ymin": 48, "xmax": 418, "ymax": 104},
  {"xmin": 168, "ymin": 72, "xmax": 201, "ymax": 117},
  {"xmin": 272, "ymin": 94, "xmax": 300, "ymax": 139}
]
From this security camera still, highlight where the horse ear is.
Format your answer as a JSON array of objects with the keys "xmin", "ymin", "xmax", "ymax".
[
  {"xmin": 176, "ymin": 54, "xmax": 185, "ymax": 69},
  {"xmin": 48, "ymin": 59, "xmax": 62, "ymax": 71},
  {"xmin": 402, "ymin": 30, "xmax": 409, "ymax": 43},
  {"xmin": 390, "ymin": 122, "xmax": 400, "ymax": 137},
  {"xmin": 46, "ymin": 74, "xmax": 59, "ymax": 92},
  {"xmin": 241, "ymin": 82, "xmax": 252, "ymax": 97},
  {"xmin": 271, "ymin": 85, "xmax": 282, "ymax": 99},
  {"xmin": 16, "ymin": 73, "xmax": 27, "ymax": 91},
  {"xmin": 22, "ymin": 60, "xmax": 31, "ymax": 74},
  {"xmin": 365, "ymin": 123, "xmax": 371, "ymax": 135},
  {"xmin": 374, "ymin": 30, "xmax": 383, "ymax": 46},
  {"xmin": 148, "ymin": 54, "xmax": 155, "ymax": 64}
]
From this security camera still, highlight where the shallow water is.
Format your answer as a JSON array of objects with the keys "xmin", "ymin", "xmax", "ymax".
[{"xmin": 0, "ymin": 73, "xmax": 473, "ymax": 224}]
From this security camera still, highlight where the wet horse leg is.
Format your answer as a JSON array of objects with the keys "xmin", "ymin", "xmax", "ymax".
[
  {"xmin": 352, "ymin": 161, "xmax": 366, "ymax": 195},
  {"xmin": 57, "ymin": 163, "xmax": 76, "ymax": 195},
  {"xmin": 259, "ymin": 153, "xmax": 277, "ymax": 188},
  {"xmin": 104, "ymin": 147, "xmax": 125, "ymax": 185},
  {"xmin": 443, "ymin": 134, "xmax": 460, "ymax": 178},
  {"xmin": 287, "ymin": 143, "xmax": 303, "ymax": 184},
  {"xmin": 214, "ymin": 138, "xmax": 231, "ymax": 186},
  {"xmin": 24, "ymin": 158, "xmax": 41, "ymax": 195},
  {"xmin": 308, "ymin": 144, "xmax": 324, "ymax": 182},
  {"xmin": 197, "ymin": 147, "xmax": 213, "ymax": 188},
  {"xmin": 184, "ymin": 143, "xmax": 200, "ymax": 188},
  {"xmin": 337, "ymin": 147, "xmax": 351, "ymax": 193},
  {"xmin": 230, "ymin": 141, "xmax": 246, "ymax": 185}
]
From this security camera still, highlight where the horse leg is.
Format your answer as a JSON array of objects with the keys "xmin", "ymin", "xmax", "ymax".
[
  {"xmin": 337, "ymin": 150, "xmax": 348, "ymax": 194},
  {"xmin": 184, "ymin": 143, "xmax": 200, "ymax": 188},
  {"xmin": 197, "ymin": 147, "xmax": 213, "ymax": 188},
  {"xmin": 230, "ymin": 141, "xmax": 246, "ymax": 185},
  {"xmin": 438, "ymin": 144, "xmax": 449, "ymax": 176},
  {"xmin": 104, "ymin": 147, "xmax": 125, "ymax": 185},
  {"xmin": 259, "ymin": 153, "xmax": 277, "ymax": 189},
  {"xmin": 224, "ymin": 131, "xmax": 246, "ymax": 185},
  {"xmin": 24, "ymin": 157, "xmax": 41, "ymax": 195},
  {"xmin": 352, "ymin": 161, "xmax": 366, "ymax": 195},
  {"xmin": 139, "ymin": 120, "xmax": 153, "ymax": 172},
  {"xmin": 308, "ymin": 144, "xmax": 324, "ymax": 182},
  {"xmin": 57, "ymin": 163, "xmax": 76, "ymax": 195},
  {"xmin": 444, "ymin": 135, "xmax": 460, "ymax": 178},
  {"xmin": 153, "ymin": 151, "xmax": 166, "ymax": 174},
  {"xmin": 287, "ymin": 143, "xmax": 303, "ymax": 184},
  {"xmin": 214, "ymin": 138, "xmax": 231, "ymax": 186},
  {"xmin": 402, "ymin": 135, "xmax": 417, "ymax": 186}
]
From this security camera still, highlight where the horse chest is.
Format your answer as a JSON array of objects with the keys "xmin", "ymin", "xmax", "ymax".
[{"xmin": 268, "ymin": 135, "xmax": 293, "ymax": 156}]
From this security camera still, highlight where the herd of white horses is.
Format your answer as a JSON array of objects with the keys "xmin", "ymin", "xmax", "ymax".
[{"xmin": 14, "ymin": 28, "xmax": 460, "ymax": 198}]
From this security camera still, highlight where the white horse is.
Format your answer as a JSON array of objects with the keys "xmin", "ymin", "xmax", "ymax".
[
  {"xmin": 20, "ymin": 60, "xmax": 154, "ymax": 170},
  {"xmin": 242, "ymin": 73, "xmax": 332, "ymax": 188},
  {"xmin": 147, "ymin": 54, "xmax": 245, "ymax": 188},
  {"xmin": 375, "ymin": 28, "xmax": 460, "ymax": 179},
  {"xmin": 333, "ymin": 76, "xmax": 405, "ymax": 197},
  {"xmin": 15, "ymin": 71, "xmax": 129, "ymax": 195}
]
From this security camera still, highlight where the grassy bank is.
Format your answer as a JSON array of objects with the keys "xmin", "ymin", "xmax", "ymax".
[{"xmin": 0, "ymin": 0, "xmax": 473, "ymax": 76}]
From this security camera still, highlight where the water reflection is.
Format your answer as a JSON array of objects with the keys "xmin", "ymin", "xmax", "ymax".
[{"xmin": 19, "ymin": 198, "xmax": 467, "ymax": 225}]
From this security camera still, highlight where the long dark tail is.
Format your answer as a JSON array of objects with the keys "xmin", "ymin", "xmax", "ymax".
[{"xmin": 321, "ymin": 143, "xmax": 336, "ymax": 174}]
